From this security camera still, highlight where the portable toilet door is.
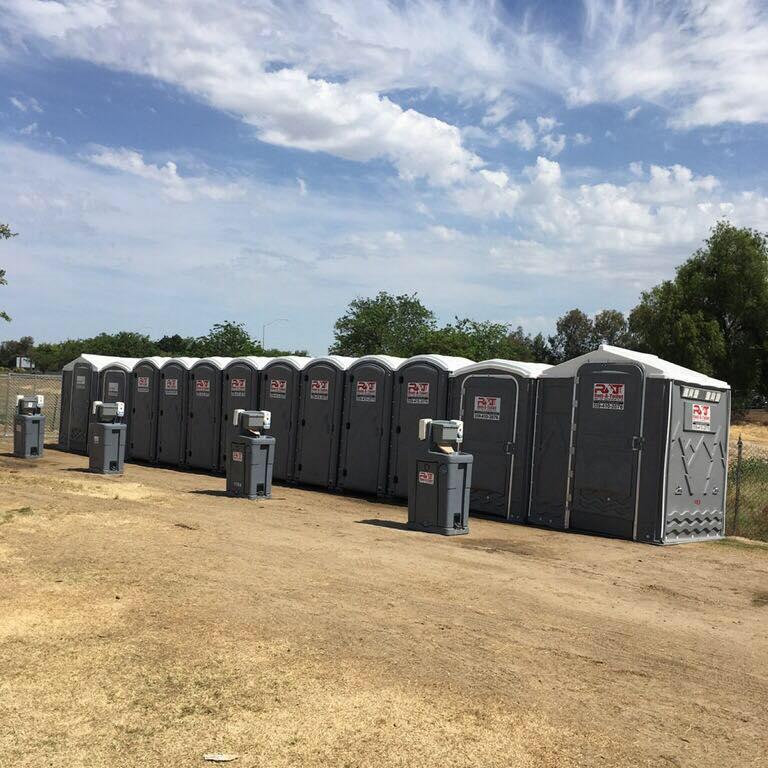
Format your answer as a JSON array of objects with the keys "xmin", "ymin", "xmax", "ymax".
[
  {"xmin": 450, "ymin": 360, "xmax": 551, "ymax": 522},
  {"xmin": 529, "ymin": 345, "xmax": 730, "ymax": 543},
  {"xmin": 387, "ymin": 355, "xmax": 473, "ymax": 498},
  {"xmin": 187, "ymin": 358, "xmax": 231, "ymax": 472},
  {"xmin": 95, "ymin": 358, "xmax": 138, "ymax": 433},
  {"xmin": 294, "ymin": 356, "xmax": 355, "ymax": 488},
  {"xmin": 156, "ymin": 358, "xmax": 197, "ymax": 466},
  {"xmin": 59, "ymin": 355, "xmax": 129, "ymax": 453},
  {"xmin": 337, "ymin": 355, "xmax": 404, "ymax": 496},
  {"xmin": 128, "ymin": 357, "xmax": 169, "ymax": 462},
  {"xmin": 258, "ymin": 357, "xmax": 312, "ymax": 481},
  {"xmin": 220, "ymin": 357, "xmax": 273, "ymax": 471}
]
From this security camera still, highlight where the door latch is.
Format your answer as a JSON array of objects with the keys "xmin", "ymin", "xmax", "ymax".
[
  {"xmin": 504, "ymin": 441, "xmax": 515, "ymax": 455},
  {"xmin": 632, "ymin": 436, "xmax": 645, "ymax": 451}
]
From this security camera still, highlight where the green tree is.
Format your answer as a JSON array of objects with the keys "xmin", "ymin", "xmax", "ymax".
[
  {"xmin": 592, "ymin": 309, "xmax": 630, "ymax": 348},
  {"xmin": 155, "ymin": 334, "xmax": 198, "ymax": 356},
  {"xmin": 630, "ymin": 221, "xmax": 768, "ymax": 402},
  {"xmin": 1, "ymin": 222, "xmax": 17, "ymax": 322},
  {"xmin": 548, "ymin": 309, "xmax": 594, "ymax": 363},
  {"xmin": 195, "ymin": 321, "xmax": 260, "ymax": 357},
  {"xmin": 423, "ymin": 319, "xmax": 537, "ymax": 362},
  {"xmin": 330, "ymin": 292, "xmax": 436, "ymax": 356},
  {"xmin": 0, "ymin": 336, "xmax": 34, "ymax": 368}
]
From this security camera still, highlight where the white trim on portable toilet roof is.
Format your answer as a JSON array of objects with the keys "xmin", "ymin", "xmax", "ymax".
[
  {"xmin": 226, "ymin": 356, "xmax": 275, "ymax": 370},
  {"xmin": 396, "ymin": 354, "xmax": 474, "ymax": 372},
  {"xmin": 352, "ymin": 354, "xmax": 406, "ymax": 370},
  {"xmin": 136, "ymin": 356, "xmax": 172, "ymax": 369},
  {"xmin": 308, "ymin": 355, "xmax": 357, "ymax": 370},
  {"xmin": 451, "ymin": 359, "xmax": 552, "ymax": 379},
  {"xmin": 195, "ymin": 357, "xmax": 233, "ymax": 370},
  {"xmin": 63, "ymin": 354, "xmax": 138, "ymax": 372},
  {"xmin": 541, "ymin": 344, "xmax": 730, "ymax": 389},
  {"xmin": 268, "ymin": 356, "xmax": 313, "ymax": 370},
  {"xmin": 161, "ymin": 357, "xmax": 199, "ymax": 370}
]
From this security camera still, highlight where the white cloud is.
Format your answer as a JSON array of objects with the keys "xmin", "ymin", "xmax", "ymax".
[
  {"xmin": 9, "ymin": 95, "xmax": 42, "ymax": 113},
  {"xmin": 297, "ymin": 177, "xmax": 308, "ymax": 197},
  {"xmin": 429, "ymin": 225, "xmax": 461, "ymax": 241},
  {"xmin": 573, "ymin": 132, "xmax": 592, "ymax": 146},
  {"xmin": 482, "ymin": 97, "xmax": 516, "ymax": 126},
  {"xmin": 499, "ymin": 119, "xmax": 537, "ymax": 151},
  {"xmin": 539, "ymin": 133, "xmax": 566, "ymax": 157},
  {"xmin": 536, "ymin": 116, "xmax": 557, "ymax": 133},
  {"xmin": 85, "ymin": 147, "xmax": 245, "ymax": 202},
  {"xmin": 625, "ymin": 105, "xmax": 641, "ymax": 121},
  {"xmin": 19, "ymin": 122, "xmax": 38, "ymax": 135}
]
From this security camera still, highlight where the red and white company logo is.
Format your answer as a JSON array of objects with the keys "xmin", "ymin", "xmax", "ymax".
[
  {"xmin": 418, "ymin": 470, "xmax": 435, "ymax": 485},
  {"xmin": 408, "ymin": 382, "xmax": 429, "ymax": 397},
  {"xmin": 232, "ymin": 450, "xmax": 243, "ymax": 463},
  {"xmin": 357, "ymin": 380, "xmax": 377, "ymax": 395},
  {"xmin": 270, "ymin": 379, "xmax": 287, "ymax": 394},
  {"xmin": 165, "ymin": 378, "xmax": 178, "ymax": 391},
  {"xmin": 475, "ymin": 396, "xmax": 499, "ymax": 412},
  {"xmin": 311, "ymin": 379, "xmax": 329, "ymax": 394},
  {"xmin": 195, "ymin": 379, "xmax": 210, "ymax": 393},
  {"xmin": 231, "ymin": 378, "xmax": 246, "ymax": 392},
  {"xmin": 593, "ymin": 383, "xmax": 624, "ymax": 400},
  {"xmin": 692, "ymin": 403, "xmax": 711, "ymax": 427},
  {"xmin": 137, "ymin": 376, "xmax": 150, "ymax": 390}
]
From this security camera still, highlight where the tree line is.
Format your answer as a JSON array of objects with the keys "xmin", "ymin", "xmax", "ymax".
[
  {"xmin": 0, "ymin": 322, "xmax": 307, "ymax": 373},
  {"xmin": 3, "ymin": 220, "xmax": 767, "ymax": 408}
]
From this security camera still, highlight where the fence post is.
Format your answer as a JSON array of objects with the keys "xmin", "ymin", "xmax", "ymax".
[
  {"xmin": 732, "ymin": 434, "xmax": 743, "ymax": 537},
  {"xmin": 3, "ymin": 372, "xmax": 10, "ymax": 439}
]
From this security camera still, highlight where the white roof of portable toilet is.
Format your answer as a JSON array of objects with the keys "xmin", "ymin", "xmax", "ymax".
[
  {"xmin": 226, "ymin": 356, "xmax": 275, "ymax": 370},
  {"xmin": 540, "ymin": 345, "xmax": 729, "ymax": 389},
  {"xmin": 136, "ymin": 356, "xmax": 171, "ymax": 368},
  {"xmin": 161, "ymin": 357, "xmax": 199, "ymax": 370},
  {"xmin": 396, "ymin": 354, "xmax": 474, "ymax": 372},
  {"xmin": 352, "ymin": 354, "xmax": 406, "ymax": 370},
  {"xmin": 267, "ymin": 356, "xmax": 313, "ymax": 370},
  {"xmin": 194, "ymin": 357, "xmax": 233, "ymax": 370},
  {"xmin": 452, "ymin": 359, "xmax": 552, "ymax": 378},
  {"xmin": 308, "ymin": 356, "xmax": 357, "ymax": 370},
  {"xmin": 63, "ymin": 354, "xmax": 138, "ymax": 372}
]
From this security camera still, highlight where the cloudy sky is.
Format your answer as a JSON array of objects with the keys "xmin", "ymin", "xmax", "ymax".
[{"xmin": 1, "ymin": 0, "xmax": 767, "ymax": 354}]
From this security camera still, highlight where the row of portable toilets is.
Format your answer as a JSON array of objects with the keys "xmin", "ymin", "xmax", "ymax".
[{"xmin": 58, "ymin": 346, "xmax": 731, "ymax": 544}]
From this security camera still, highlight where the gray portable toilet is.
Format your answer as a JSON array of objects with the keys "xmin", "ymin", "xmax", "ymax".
[
  {"xmin": 387, "ymin": 355, "xmax": 473, "ymax": 498},
  {"xmin": 186, "ymin": 357, "xmax": 232, "ymax": 472},
  {"xmin": 294, "ymin": 356, "xmax": 356, "ymax": 488},
  {"xmin": 59, "ymin": 355, "xmax": 137, "ymax": 454},
  {"xmin": 529, "ymin": 345, "xmax": 730, "ymax": 543},
  {"xmin": 258, "ymin": 356, "xmax": 312, "ymax": 481},
  {"xmin": 156, "ymin": 357, "xmax": 198, "ymax": 467},
  {"xmin": 337, "ymin": 355, "xmax": 405, "ymax": 496},
  {"xmin": 449, "ymin": 359, "xmax": 551, "ymax": 522},
  {"xmin": 220, "ymin": 356, "xmax": 273, "ymax": 471},
  {"xmin": 128, "ymin": 357, "xmax": 170, "ymax": 463}
]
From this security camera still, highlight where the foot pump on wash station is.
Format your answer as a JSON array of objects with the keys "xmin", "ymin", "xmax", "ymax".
[{"xmin": 408, "ymin": 418, "xmax": 473, "ymax": 536}]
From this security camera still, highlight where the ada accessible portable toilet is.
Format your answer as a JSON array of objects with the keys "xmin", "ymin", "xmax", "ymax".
[
  {"xmin": 337, "ymin": 355, "xmax": 405, "ymax": 496},
  {"xmin": 387, "ymin": 355, "xmax": 473, "ymax": 498},
  {"xmin": 529, "ymin": 345, "xmax": 730, "ymax": 543},
  {"xmin": 59, "ymin": 355, "xmax": 137, "ymax": 454},
  {"xmin": 128, "ymin": 357, "xmax": 170, "ymax": 462},
  {"xmin": 258, "ymin": 356, "xmax": 312, "ymax": 481},
  {"xmin": 449, "ymin": 359, "xmax": 551, "ymax": 522},
  {"xmin": 294, "ymin": 356, "xmax": 356, "ymax": 488},
  {"xmin": 156, "ymin": 357, "xmax": 198, "ymax": 467},
  {"xmin": 186, "ymin": 357, "xmax": 232, "ymax": 472},
  {"xmin": 220, "ymin": 356, "xmax": 274, "ymax": 471}
]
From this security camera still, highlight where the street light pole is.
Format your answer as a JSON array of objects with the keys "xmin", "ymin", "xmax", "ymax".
[{"xmin": 262, "ymin": 318, "xmax": 288, "ymax": 349}]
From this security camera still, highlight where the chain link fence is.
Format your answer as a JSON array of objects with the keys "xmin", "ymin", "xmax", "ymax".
[
  {"xmin": 727, "ymin": 434, "xmax": 768, "ymax": 541},
  {"xmin": 0, "ymin": 372, "xmax": 63, "ymax": 438}
]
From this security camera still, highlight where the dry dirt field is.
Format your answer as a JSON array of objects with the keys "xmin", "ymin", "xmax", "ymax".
[{"xmin": 1, "ymin": 439, "xmax": 767, "ymax": 768}]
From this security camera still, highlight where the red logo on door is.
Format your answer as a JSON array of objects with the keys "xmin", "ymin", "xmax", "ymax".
[
  {"xmin": 356, "ymin": 380, "xmax": 377, "ymax": 402},
  {"xmin": 407, "ymin": 382, "xmax": 430, "ymax": 404},
  {"xmin": 593, "ymin": 382, "xmax": 625, "ymax": 410}
]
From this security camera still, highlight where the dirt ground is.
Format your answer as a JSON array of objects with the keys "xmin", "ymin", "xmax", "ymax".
[{"xmin": 1, "ymin": 440, "xmax": 767, "ymax": 768}]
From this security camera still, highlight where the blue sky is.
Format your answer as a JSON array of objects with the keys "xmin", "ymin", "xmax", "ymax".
[{"xmin": 1, "ymin": 0, "xmax": 767, "ymax": 354}]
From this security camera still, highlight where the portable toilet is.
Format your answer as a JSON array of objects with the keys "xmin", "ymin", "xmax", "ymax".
[
  {"xmin": 294, "ymin": 356, "xmax": 356, "ymax": 488},
  {"xmin": 59, "ymin": 355, "xmax": 138, "ymax": 454},
  {"xmin": 387, "ymin": 355, "xmax": 473, "ymax": 498},
  {"xmin": 220, "ymin": 357, "xmax": 274, "ymax": 471},
  {"xmin": 258, "ymin": 356, "xmax": 312, "ymax": 481},
  {"xmin": 528, "ymin": 345, "xmax": 730, "ymax": 543},
  {"xmin": 156, "ymin": 357, "xmax": 198, "ymax": 466},
  {"xmin": 186, "ymin": 357, "xmax": 232, "ymax": 472},
  {"xmin": 449, "ymin": 359, "xmax": 551, "ymax": 522},
  {"xmin": 337, "ymin": 355, "xmax": 405, "ymax": 496},
  {"xmin": 128, "ymin": 356, "xmax": 170, "ymax": 463}
]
